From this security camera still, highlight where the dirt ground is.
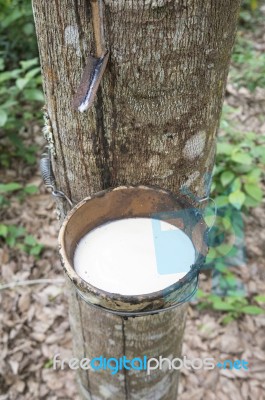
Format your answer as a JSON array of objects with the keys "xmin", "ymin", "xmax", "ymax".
[{"xmin": 1, "ymin": 22, "xmax": 265, "ymax": 400}]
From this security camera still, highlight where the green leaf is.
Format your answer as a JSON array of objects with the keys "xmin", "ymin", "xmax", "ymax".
[
  {"xmin": 24, "ymin": 185, "xmax": 39, "ymax": 194},
  {"xmin": 245, "ymin": 172, "xmax": 261, "ymax": 185},
  {"xmin": 216, "ymin": 243, "xmax": 234, "ymax": 257},
  {"xmin": 0, "ymin": 109, "xmax": 7, "ymax": 127},
  {"xmin": 252, "ymin": 147, "xmax": 265, "ymax": 160},
  {"xmin": 254, "ymin": 295, "xmax": 265, "ymax": 303},
  {"xmin": 0, "ymin": 58, "xmax": 5, "ymax": 72},
  {"xmin": 7, "ymin": 236, "xmax": 16, "ymax": 247},
  {"xmin": 231, "ymin": 152, "xmax": 252, "ymax": 165},
  {"xmin": 16, "ymin": 243, "xmax": 27, "ymax": 252},
  {"xmin": 221, "ymin": 314, "xmax": 235, "ymax": 325},
  {"xmin": 226, "ymin": 296, "xmax": 247, "ymax": 305},
  {"xmin": 196, "ymin": 289, "xmax": 206, "ymax": 299},
  {"xmin": 25, "ymin": 67, "xmax": 41, "ymax": 80},
  {"xmin": 1, "ymin": 100, "xmax": 18, "ymax": 110},
  {"xmin": 233, "ymin": 164, "xmax": 252, "ymax": 174},
  {"xmin": 212, "ymin": 300, "xmax": 235, "ymax": 311},
  {"xmin": 227, "ymin": 290, "xmax": 245, "ymax": 298},
  {"xmin": 16, "ymin": 78, "xmax": 29, "ymax": 91},
  {"xmin": 30, "ymin": 245, "xmax": 43, "ymax": 256},
  {"xmin": 0, "ymin": 69, "xmax": 21, "ymax": 83},
  {"xmin": 23, "ymin": 89, "xmax": 44, "ymax": 102},
  {"xmin": 215, "ymin": 196, "xmax": 229, "ymax": 208},
  {"xmin": 231, "ymin": 177, "xmax": 242, "ymax": 191},
  {"xmin": 1, "ymin": 8, "xmax": 22, "ymax": 29},
  {"xmin": 208, "ymin": 294, "xmax": 220, "ymax": 302},
  {"xmin": 244, "ymin": 184, "xmax": 263, "ymax": 202},
  {"xmin": 23, "ymin": 22, "xmax": 34, "ymax": 36},
  {"xmin": 213, "ymin": 165, "xmax": 224, "ymax": 176},
  {"xmin": 223, "ymin": 275, "xmax": 237, "ymax": 288},
  {"xmin": 217, "ymin": 143, "xmax": 234, "ymax": 155},
  {"xmin": 245, "ymin": 132, "xmax": 256, "ymax": 140},
  {"xmin": 244, "ymin": 195, "xmax": 259, "ymax": 208},
  {"xmin": 222, "ymin": 218, "xmax": 232, "ymax": 231},
  {"xmin": 20, "ymin": 58, "xmax": 38, "ymax": 71},
  {"xmin": 215, "ymin": 263, "xmax": 228, "ymax": 273},
  {"xmin": 250, "ymin": 0, "xmax": 258, "ymax": 11},
  {"xmin": 206, "ymin": 247, "xmax": 217, "ymax": 261},
  {"xmin": 0, "ymin": 183, "xmax": 22, "ymax": 193},
  {"xmin": 228, "ymin": 190, "xmax": 245, "ymax": 209},
  {"xmin": 24, "ymin": 235, "xmax": 37, "ymax": 246},
  {"xmin": 241, "ymin": 306, "xmax": 264, "ymax": 315},
  {"xmin": 44, "ymin": 359, "xmax": 54, "ymax": 369},
  {"xmin": 204, "ymin": 214, "xmax": 215, "ymax": 229},
  {"xmin": 9, "ymin": 226, "xmax": 25, "ymax": 238},
  {"xmin": 0, "ymin": 224, "xmax": 8, "ymax": 238},
  {"xmin": 221, "ymin": 171, "xmax": 235, "ymax": 187}
]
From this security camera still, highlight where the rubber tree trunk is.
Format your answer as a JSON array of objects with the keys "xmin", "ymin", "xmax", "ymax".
[{"xmin": 32, "ymin": 1, "xmax": 240, "ymax": 399}]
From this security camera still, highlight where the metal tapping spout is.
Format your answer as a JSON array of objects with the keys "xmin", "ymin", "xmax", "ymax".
[{"xmin": 73, "ymin": 0, "xmax": 109, "ymax": 112}]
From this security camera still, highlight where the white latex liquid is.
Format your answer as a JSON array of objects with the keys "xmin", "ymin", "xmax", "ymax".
[{"xmin": 74, "ymin": 218, "xmax": 195, "ymax": 295}]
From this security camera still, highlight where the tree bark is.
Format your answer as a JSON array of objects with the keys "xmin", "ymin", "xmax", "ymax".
[{"xmin": 32, "ymin": 0, "xmax": 240, "ymax": 399}]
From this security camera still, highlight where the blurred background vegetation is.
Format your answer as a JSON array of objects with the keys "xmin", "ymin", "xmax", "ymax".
[{"xmin": 0, "ymin": 0, "xmax": 265, "ymax": 319}]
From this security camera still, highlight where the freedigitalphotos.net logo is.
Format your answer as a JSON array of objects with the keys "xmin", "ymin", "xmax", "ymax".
[{"xmin": 53, "ymin": 354, "xmax": 249, "ymax": 375}]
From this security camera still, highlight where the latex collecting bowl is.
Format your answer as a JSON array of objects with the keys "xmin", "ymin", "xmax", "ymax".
[{"xmin": 58, "ymin": 185, "xmax": 208, "ymax": 316}]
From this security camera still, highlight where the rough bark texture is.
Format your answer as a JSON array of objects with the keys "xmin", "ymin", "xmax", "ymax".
[
  {"xmin": 67, "ymin": 278, "xmax": 188, "ymax": 400},
  {"xmin": 32, "ymin": 0, "xmax": 240, "ymax": 399}
]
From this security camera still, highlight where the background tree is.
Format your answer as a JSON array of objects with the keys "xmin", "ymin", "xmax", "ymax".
[{"xmin": 32, "ymin": 0, "xmax": 241, "ymax": 398}]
